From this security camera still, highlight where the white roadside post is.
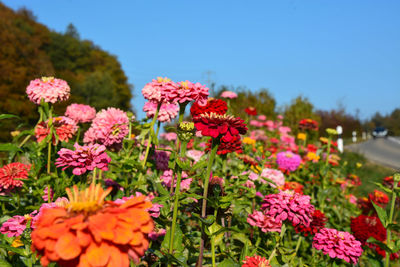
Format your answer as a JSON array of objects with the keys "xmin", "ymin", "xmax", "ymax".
[
  {"xmin": 352, "ymin": 131, "xmax": 357, "ymax": 143},
  {"xmin": 336, "ymin": 125, "xmax": 343, "ymax": 153}
]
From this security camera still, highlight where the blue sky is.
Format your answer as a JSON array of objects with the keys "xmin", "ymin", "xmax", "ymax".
[{"xmin": 3, "ymin": 0, "xmax": 400, "ymax": 120}]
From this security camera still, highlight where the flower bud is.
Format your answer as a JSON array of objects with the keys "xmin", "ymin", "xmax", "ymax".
[{"xmin": 177, "ymin": 121, "xmax": 195, "ymax": 142}]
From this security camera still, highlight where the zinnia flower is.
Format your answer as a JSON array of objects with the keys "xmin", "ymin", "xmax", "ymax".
[
  {"xmin": 84, "ymin": 107, "xmax": 129, "ymax": 149},
  {"xmin": 282, "ymin": 181, "xmax": 304, "ymax": 194},
  {"xmin": 35, "ymin": 116, "xmax": 78, "ymax": 144},
  {"xmin": 294, "ymin": 210, "xmax": 327, "ymax": 236},
  {"xmin": 186, "ymin": 149, "xmax": 204, "ymax": 162},
  {"xmin": 313, "ymin": 228, "xmax": 363, "ymax": 264},
  {"xmin": 143, "ymin": 101, "xmax": 179, "ymax": 122},
  {"xmin": 164, "ymin": 80, "xmax": 209, "ymax": 105},
  {"xmin": 65, "ymin": 104, "xmax": 96, "ymax": 123},
  {"xmin": 244, "ymin": 107, "xmax": 257, "ymax": 116},
  {"xmin": 276, "ymin": 151, "xmax": 301, "ymax": 172},
  {"xmin": 259, "ymin": 168, "xmax": 285, "ymax": 187},
  {"xmin": 193, "ymin": 113, "xmax": 247, "ymax": 142},
  {"xmin": 160, "ymin": 170, "xmax": 192, "ymax": 191},
  {"xmin": 190, "ymin": 98, "xmax": 228, "ymax": 117},
  {"xmin": 141, "ymin": 77, "xmax": 178, "ymax": 103},
  {"xmin": 369, "ymin": 190, "xmax": 389, "ymax": 208},
  {"xmin": 261, "ymin": 190, "xmax": 314, "ymax": 227},
  {"xmin": 153, "ymin": 150, "xmax": 170, "ymax": 171},
  {"xmin": 0, "ymin": 162, "xmax": 31, "ymax": 192},
  {"xmin": 350, "ymin": 215, "xmax": 386, "ymax": 245},
  {"xmin": 242, "ymin": 255, "xmax": 271, "ymax": 267},
  {"xmin": 42, "ymin": 186, "xmax": 54, "ymax": 202},
  {"xmin": 159, "ymin": 132, "xmax": 177, "ymax": 141},
  {"xmin": 0, "ymin": 211, "xmax": 36, "ymax": 237},
  {"xmin": 247, "ymin": 210, "xmax": 282, "ymax": 233},
  {"xmin": 26, "ymin": 77, "xmax": 70, "ymax": 104},
  {"xmin": 298, "ymin": 119, "xmax": 319, "ymax": 131},
  {"xmin": 206, "ymin": 134, "xmax": 243, "ymax": 155},
  {"xmin": 31, "ymin": 184, "xmax": 154, "ymax": 267},
  {"xmin": 220, "ymin": 91, "xmax": 237, "ymax": 99},
  {"xmin": 55, "ymin": 143, "xmax": 111, "ymax": 175}
]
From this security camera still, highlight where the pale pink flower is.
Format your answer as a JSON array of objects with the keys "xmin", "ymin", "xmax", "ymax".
[
  {"xmin": 160, "ymin": 169, "xmax": 192, "ymax": 191},
  {"xmin": 249, "ymin": 120, "xmax": 263, "ymax": 127},
  {"xmin": 247, "ymin": 210, "xmax": 282, "ymax": 233},
  {"xmin": 250, "ymin": 130, "xmax": 268, "ymax": 141},
  {"xmin": 65, "ymin": 103, "xmax": 96, "ymax": 123},
  {"xmin": 260, "ymin": 168, "xmax": 285, "ymax": 187},
  {"xmin": 243, "ymin": 180, "xmax": 255, "ymax": 188},
  {"xmin": 276, "ymin": 151, "xmax": 301, "ymax": 172},
  {"xmin": 220, "ymin": 91, "xmax": 237, "ymax": 99},
  {"xmin": 84, "ymin": 107, "xmax": 129, "ymax": 148},
  {"xmin": 264, "ymin": 120, "xmax": 276, "ymax": 131},
  {"xmin": 248, "ymin": 172, "xmax": 259, "ymax": 181},
  {"xmin": 277, "ymin": 115, "xmax": 284, "ymax": 120},
  {"xmin": 261, "ymin": 190, "xmax": 315, "ymax": 227},
  {"xmin": 257, "ymin": 115, "xmax": 267, "ymax": 121},
  {"xmin": 143, "ymin": 101, "xmax": 179, "ymax": 122},
  {"xmin": 313, "ymin": 228, "xmax": 363, "ymax": 264},
  {"xmin": 114, "ymin": 193, "xmax": 162, "ymax": 218},
  {"xmin": 26, "ymin": 77, "xmax": 70, "ymax": 105},
  {"xmin": 55, "ymin": 143, "xmax": 111, "ymax": 175},
  {"xmin": 279, "ymin": 126, "xmax": 291, "ymax": 135},
  {"xmin": 164, "ymin": 80, "xmax": 209, "ymax": 105},
  {"xmin": 160, "ymin": 132, "xmax": 177, "ymax": 141},
  {"xmin": 142, "ymin": 77, "xmax": 179, "ymax": 103},
  {"xmin": 186, "ymin": 149, "xmax": 204, "ymax": 163}
]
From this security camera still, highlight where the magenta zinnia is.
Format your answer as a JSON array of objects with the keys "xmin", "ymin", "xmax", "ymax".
[
  {"xmin": 26, "ymin": 77, "xmax": 70, "ymax": 105},
  {"xmin": 55, "ymin": 143, "xmax": 111, "ymax": 175},
  {"xmin": 84, "ymin": 107, "xmax": 129, "ymax": 149},
  {"xmin": 65, "ymin": 103, "xmax": 96, "ymax": 123},
  {"xmin": 313, "ymin": 228, "xmax": 363, "ymax": 264},
  {"xmin": 261, "ymin": 190, "xmax": 314, "ymax": 227},
  {"xmin": 193, "ymin": 113, "xmax": 247, "ymax": 142},
  {"xmin": 276, "ymin": 151, "xmax": 302, "ymax": 172},
  {"xmin": 0, "ymin": 162, "xmax": 31, "ymax": 192}
]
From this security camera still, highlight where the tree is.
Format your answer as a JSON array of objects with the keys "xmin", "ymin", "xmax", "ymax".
[{"xmin": 283, "ymin": 96, "xmax": 320, "ymax": 135}]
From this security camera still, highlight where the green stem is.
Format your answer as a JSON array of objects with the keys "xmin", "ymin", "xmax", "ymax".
[
  {"xmin": 197, "ymin": 139, "xmax": 219, "ymax": 267},
  {"xmin": 155, "ymin": 121, "xmax": 161, "ymax": 139},
  {"xmin": 92, "ymin": 168, "xmax": 97, "ymax": 184},
  {"xmin": 211, "ymin": 208, "xmax": 218, "ymax": 267},
  {"xmin": 268, "ymin": 224, "xmax": 286, "ymax": 262},
  {"xmin": 75, "ymin": 127, "xmax": 81, "ymax": 143},
  {"xmin": 385, "ymin": 174, "xmax": 398, "ymax": 267},
  {"xmin": 18, "ymin": 135, "xmax": 31, "ymax": 148},
  {"xmin": 47, "ymin": 108, "xmax": 53, "ymax": 174},
  {"xmin": 141, "ymin": 103, "xmax": 161, "ymax": 169},
  {"xmin": 168, "ymin": 142, "xmax": 188, "ymax": 264}
]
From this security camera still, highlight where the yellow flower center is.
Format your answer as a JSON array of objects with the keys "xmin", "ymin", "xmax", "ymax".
[
  {"xmin": 41, "ymin": 77, "xmax": 55, "ymax": 83},
  {"xmin": 66, "ymin": 184, "xmax": 112, "ymax": 214},
  {"xmin": 180, "ymin": 81, "xmax": 190, "ymax": 89},
  {"xmin": 157, "ymin": 77, "xmax": 171, "ymax": 83}
]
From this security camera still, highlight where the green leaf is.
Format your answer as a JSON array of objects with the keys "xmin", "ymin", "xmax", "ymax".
[
  {"xmin": 0, "ymin": 244, "xmax": 27, "ymax": 256},
  {"xmin": 367, "ymin": 237, "xmax": 392, "ymax": 253},
  {"xmin": 0, "ymin": 259, "xmax": 13, "ymax": 267},
  {"xmin": 161, "ymin": 225, "xmax": 184, "ymax": 254},
  {"xmin": 0, "ymin": 114, "xmax": 19, "ymax": 120},
  {"xmin": 371, "ymin": 201, "xmax": 388, "ymax": 227},
  {"xmin": 232, "ymin": 232, "xmax": 252, "ymax": 246},
  {"xmin": 373, "ymin": 182, "xmax": 392, "ymax": 194},
  {"xmin": 0, "ymin": 143, "xmax": 22, "ymax": 153},
  {"xmin": 218, "ymin": 258, "xmax": 241, "ymax": 267},
  {"xmin": 387, "ymin": 223, "xmax": 400, "ymax": 232}
]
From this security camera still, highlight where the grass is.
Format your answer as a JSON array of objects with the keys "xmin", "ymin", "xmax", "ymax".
[{"xmin": 341, "ymin": 150, "xmax": 396, "ymax": 197}]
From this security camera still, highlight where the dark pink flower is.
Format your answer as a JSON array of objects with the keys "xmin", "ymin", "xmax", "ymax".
[
  {"xmin": 164, "ymin": 80, "xmax": 209, "ymax": 105},
  {"xmin": 276, "ymin": 151, "xmax": 301, "ymax": 172},
  {"xmin": 261, "ymin": 190, "xmax": 314, "ymax": 227},
  {"xmin": 55, "ymin": 143, "xmax": 111, "ymax": 175},
  {"xmin": 313, "ymin": 228, "xmax": 363, "ymax": 264}
]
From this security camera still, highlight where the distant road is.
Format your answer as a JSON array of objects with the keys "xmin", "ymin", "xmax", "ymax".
[{"xmin": 346, "ymin": 137, "xmax": 400, "ymax": 170}]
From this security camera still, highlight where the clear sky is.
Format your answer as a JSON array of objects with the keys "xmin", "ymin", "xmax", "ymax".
[{"xmin": 3, "ymin": 0, "xmax": 400, "ymax": 120}]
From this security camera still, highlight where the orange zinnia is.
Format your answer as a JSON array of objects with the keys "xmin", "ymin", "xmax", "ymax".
[{"xmin": 31, "ymin": 184, "xmax": 153, "ymax": 267}]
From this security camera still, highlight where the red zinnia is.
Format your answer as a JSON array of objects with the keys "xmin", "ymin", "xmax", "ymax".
[
  {"xmin": 244, "ymin": 106, "xmax": 257, "ymax": 116},
  {"xmin": 369, "ymin": 190, "xmax": 389, "ymax": 208},
  {"xmin": 282, "ymin": 181, "xmax": 304, "ymax": 194},
  {"xmin": 294, "ymin": 210, "xmax": 327, "ymax": 236},
  {"xmin": 0, "ymin": 162, "xmax": 31, "ymax": 192},
  {"xmin": 350, "ymin": 214, "xmax": 386, "ymax": 245},
  {"xmin": 190, "ymin": 98, "xmax": 227, "ymax": 117},
  {"xmin": 35, "ymin": 116, "xmax": 78, "ymax": 145},
  {"xmin": 299, "ymin": 119, "xmax": 319, "ymax": 131},
  {"xmin": 193, "ymin": 113, "xmax": 247, "ymax": 142},
  {"xmin": 242, "ymin": 255, "xmax": 271, "ymax": 267},
  {"xmin": 206, "ymin": 135, "xmax": 243, "ymax": 155}
]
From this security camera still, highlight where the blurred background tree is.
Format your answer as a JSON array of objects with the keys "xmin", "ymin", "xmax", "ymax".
[{"xmin": 0, "ymin": 3, "xmax": 133, "ymax": 141}]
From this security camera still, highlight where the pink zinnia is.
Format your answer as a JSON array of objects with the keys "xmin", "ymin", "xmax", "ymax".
[
  {"xmin": 242, "ymin": 255, "xmax": 271, "ymax": 267},
  {"xmin": 143, "ymin": 101, "xmax": 179, "ymax": 122},
  {"xmin": 0, "ymin": 211, "xmax": 37, "ymax": 237},
  {"xmin": 165, "ymin": 80, "xmax": 209, "ymax": 106},
  {"xmin": 313, "ymin": 228, "xmax": 363, "ymax": 264},
  {"xmin": 0, "ymin": 162, "xmax": 31, "ymax": 192},
  {"xmin": 247, "ymin": 210, "xmax": 282, "ymax": 233},
  {"xmin": 142, "ymin": 77, "xmax": 179, "ymax": 103},
  {"xmin": 65, "ymin": 103, "xmax": 96, "ymax": 123},
  {"xmin": 35, "ymin": 116, "xmax": 78, "ymax": 144},
  {"xmin": 260, "ymin": 168, "xmax": 285, "ymax": 187},
  {"xmin": 84, "ymin": 107, "xmax": 129, "ymax": 148},
  {"xmin": 42, "ymin": 186, "xmax": 54, "ymax": 202},
  {"xmin": 257, "ymin": 115, "xmax": 267, "ymax": 121},
  {"xmin": 114, "ymin": 192, "xmax": 162, "ymax": 218},
  {"xmin": 55, "ymin": 143, "xmax": 111, "ymax": 175},
  {"xmin": 276, "ymin": 151, "xmax": 301, "ymax": 172},
  {"xmin": 160, "ymin": 169, "xmax": 192, "ymax": 191},
  {"xmin": 250, "ymin": 120, "xmax": 264, "ymax": 127},
  {"xmin": 160, "ymin": 132, "xmax": 177, "ymax": 141},
  {"xmin": 149, "ymin": 228, "xmax": 167, "ymax": 241},
  {"xmin": 26, "ymin": 77, "xmax": 70, "ymax": 105},
  {"xmin": 261, "ymin": 190, "xmax": 314, "ymax": 227},
  {"xmin": 220, "ymin": 90, "xmax": 237, "ymax": 99},
  {"xmin": 186, "ymin": 149, "xmax": 204, "ymax": 163}
]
